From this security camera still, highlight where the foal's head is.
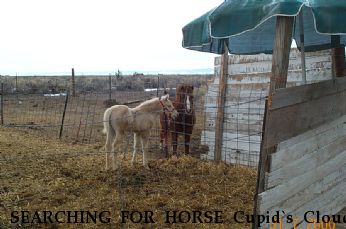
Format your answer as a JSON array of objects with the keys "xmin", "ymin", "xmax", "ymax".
[{"xmin": 160, "ymin": 94, "xmax": 178, "ymax": 119}]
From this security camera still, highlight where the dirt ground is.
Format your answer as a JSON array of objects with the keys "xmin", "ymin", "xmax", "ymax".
[{"xmin": 0, "ymin": 127, "xmax": 257, "ymax": 229}]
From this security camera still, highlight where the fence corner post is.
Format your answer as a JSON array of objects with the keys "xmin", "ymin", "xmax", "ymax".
[
  {"xmin": 71, "ymin": 68, "xmax": 76, "ymax": 97},
  {"xmin": 214, "ymin": 42, "xmax": 228, "ymax": 162}
]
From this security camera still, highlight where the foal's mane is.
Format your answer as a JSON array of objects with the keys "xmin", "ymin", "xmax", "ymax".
[{"xmin": 133, "ymin": 97, "xmax": 160, "ymax": 112}]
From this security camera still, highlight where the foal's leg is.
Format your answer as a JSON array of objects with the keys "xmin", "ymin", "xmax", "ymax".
[
  {"xmin": 159, "ymin": 128, "xmax": 164, "ymax": 149},
  {"xmin": 131, "ymin": 132, "xmax": 140, "ymax": 166},
  {"xmin": 184, "ymin": 133, "xmax": 191, "ymax": 154},
  {"xmin": 160, "ymin": 115, "xmax": 169, "ymax": 157},
  {"xmin": 111, "ymin": 132, "xmax": 123, "ymax": 170},
  {"xmin": 160, "ymin": 128, "xmax": 168, "ymax": 156},
  {"xmin": 140, "ymin": 132, "xmax": 150, "ymax": 169},
  {"xmin": 105, "ymin": 130, "xmax": 115, "ymax": 170}
]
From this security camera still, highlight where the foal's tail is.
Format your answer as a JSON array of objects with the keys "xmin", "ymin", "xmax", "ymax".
[{"xmin": 102, "ymin": 107, "xmax": 115, "ymax": 137}]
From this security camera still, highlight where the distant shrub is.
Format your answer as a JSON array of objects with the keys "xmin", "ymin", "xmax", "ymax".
[{"xmin": 1, "ymin": 74, "xmax": 213, "ymax": 95}]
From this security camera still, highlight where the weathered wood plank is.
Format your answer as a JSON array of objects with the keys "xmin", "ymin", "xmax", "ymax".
[
  {"xmin": 258, "ymin": 150, "xmax": 346, "ymax": 211},
  {"xmin": 223, "ymin": 57, "xmax": 331, "ymax": 75},
  {"xmin": 270, "ymin": 116, "xmax": 346, "ymax": 172},
  {"xmin": 257, "ymin": 99, "xmax": 346, "ymax": 229},
  {"xmin": 268, "ymin": 137, "xmax": 346, "ymax": 189},
  {"xmin": 265, "ymin": 89, "xmax": 346, "ymax": 148},
  {"xmin": 215, "ymin": 48, "xmax": 331, "ymax": 71},
  {"xmin": 265, "ymin": 166, "xmax": 346, "ymax": 214},
  {"xmin": 202, "ymin": 131, "xmax": 261, "ymax": 152},
  {"xmin": 336, "ymin": 208, "xmax": 346, "ymax": 229},
  {"xmin": 227, "ymin": 69, "xmax": 331, "ymax": 84},
  {"xmin": 271, "ymin": 77, "xmax": 346, "ymax": 110},
  {"xmin": 276, "ymin": 115, "xmax": 346, "ymax": 151},
  {"xmin": 261, "ymin": 179, "xmax": 346, "ymax": 229},
  {"xmin": 283, "ymin": 181, "xmax": 346, "ymax": 229},
  {"xmin": 253, "ymin": 99, "xmax": 269, "ymax": 229}
]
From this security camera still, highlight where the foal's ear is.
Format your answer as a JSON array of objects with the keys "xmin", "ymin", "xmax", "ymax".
[{"xmin": 161, "ymin": 94, "xmax": 169, "ymax": 100}]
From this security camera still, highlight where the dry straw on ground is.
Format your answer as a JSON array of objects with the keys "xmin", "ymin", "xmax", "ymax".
[{"xmin": 0, "ymin": 127, "xmax": 257, "ymax": 228}]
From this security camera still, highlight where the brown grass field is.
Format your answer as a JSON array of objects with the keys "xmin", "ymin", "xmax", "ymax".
[
  {"xmin": 0, "ymin": 127, "xmax": 257, "ymax": 229},
  {"xmin": 1, "ymin": 75, "xmax": 257, "ymax": 228}
]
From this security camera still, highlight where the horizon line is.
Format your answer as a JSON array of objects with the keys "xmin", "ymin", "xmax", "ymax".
[{"xmin": 0, "ymin": 68, "xmax": 214, "ymax": 77}]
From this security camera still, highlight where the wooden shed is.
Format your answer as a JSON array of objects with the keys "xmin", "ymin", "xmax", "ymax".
[
  {"xmin": 201, "ymin": 48, "xmax": 333, "ymax": 167},
  {"xmin": 183, "ymin": 1, "xmax": 346, "ymax": 228}
]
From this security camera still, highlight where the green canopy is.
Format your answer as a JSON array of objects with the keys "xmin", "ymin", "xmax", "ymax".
[{"xmin": 182, "ymin": 0, "xmax": 346, "ymax": 54}]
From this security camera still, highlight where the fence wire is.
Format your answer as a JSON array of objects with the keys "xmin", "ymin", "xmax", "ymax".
[{"xmin": 0, "ymin": 75, "xmax": 266, "ymax": 168}]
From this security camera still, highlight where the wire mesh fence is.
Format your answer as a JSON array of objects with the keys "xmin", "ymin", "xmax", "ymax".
[{"xmin": 0, "ymin": 74, "xmax": 265, "ymax": 168}]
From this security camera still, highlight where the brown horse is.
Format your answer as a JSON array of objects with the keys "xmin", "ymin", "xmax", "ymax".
[{"xmin": 160, "ymin": 84, "xmax": 196, "ymax": 156}]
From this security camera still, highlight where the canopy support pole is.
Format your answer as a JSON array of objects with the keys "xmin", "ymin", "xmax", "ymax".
[
  {"xmin": 299, "ymin": 10, "xmax": 307, "ymax": 84},
  {"xmin": 254, "ymin": 16, "xmax": 294, "ymax": 229},
  {"xmin": 331, "ymin": 35, "xmax": 345, "ymax": 78},
  {"xmin": 214, "ymin": 41, "xmax": 228, "ymax": 162},
  {"xmin": 269, "ymin": 16, "xmax": 294, "ymax": 93}
]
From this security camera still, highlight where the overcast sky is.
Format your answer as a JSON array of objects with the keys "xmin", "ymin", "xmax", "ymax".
[{"xmin": 0, "ymin": 0, "xmax": 222, "ymax": 75}]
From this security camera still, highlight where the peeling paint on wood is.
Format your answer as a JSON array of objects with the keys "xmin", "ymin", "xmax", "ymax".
[
  {"xmin": 257, "ymin": 115, "xmax": 346, "ymax": 229},
  {"xmin": 201, "ymin": 49, "xmax": 333, "ymax": 167}
]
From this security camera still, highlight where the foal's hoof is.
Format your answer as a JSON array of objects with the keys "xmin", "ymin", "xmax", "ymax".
[{"xmin": 144, "ymin": 165, "xmax": 150, "ymax": 170}]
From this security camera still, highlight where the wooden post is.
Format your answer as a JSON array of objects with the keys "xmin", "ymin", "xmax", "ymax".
[
  {"xmin": 214, "ymin": 42, "xmax": 228, "ymax": 162},
  {"xmin": 71, "ymin": 68, "xmax": 76, "ymax": 97},
  {"xmin": 254, "ymin": 16, "xmax": 294, "ymax": 229},
  {"xmin": 15, "ymin": 74, "xmax": 18, "ymax": 92},
  {"xmin": 269, "ymin": 16, "xmax": 294, "ymax": 93},
  {"xmin": 262, "ymin": 15, "xmax": 294, "ymax": 193},
  {"xmin": 299, "ymin": 10, "xmax": 307, "ymax": 84},
  {"xmin": 332, "ymin": 47, "xmax": 345, "ymax": 77},
  {"xmin": 156, "ymin": 76, "xmax": 160, "ymax": 97},
  {"xmin": 331, "ymin": 36, "xmax": 345, "ymax": 78},
  {"xmin": 252, "ymin": 99, "xmax": 268, "ymax": 229},
  {"xmin": 108, "ymin": 74, "xmax": 112, "ymax": 100},
  {"xmin": 59, "ymin": 92, "xmax": 69, "ymax": 139},
  {"xmin": 1, "ymin": 83, "xmax": 4, "ymax": 125},
  {"xmin": 15, "ymin": 73, "xmax": 19, "ymax": 101}
]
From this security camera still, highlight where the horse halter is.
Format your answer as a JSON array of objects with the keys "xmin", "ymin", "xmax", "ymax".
[{"xmin": 159, "ymin": 99, "xmax": 175, "ymax": 113}]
